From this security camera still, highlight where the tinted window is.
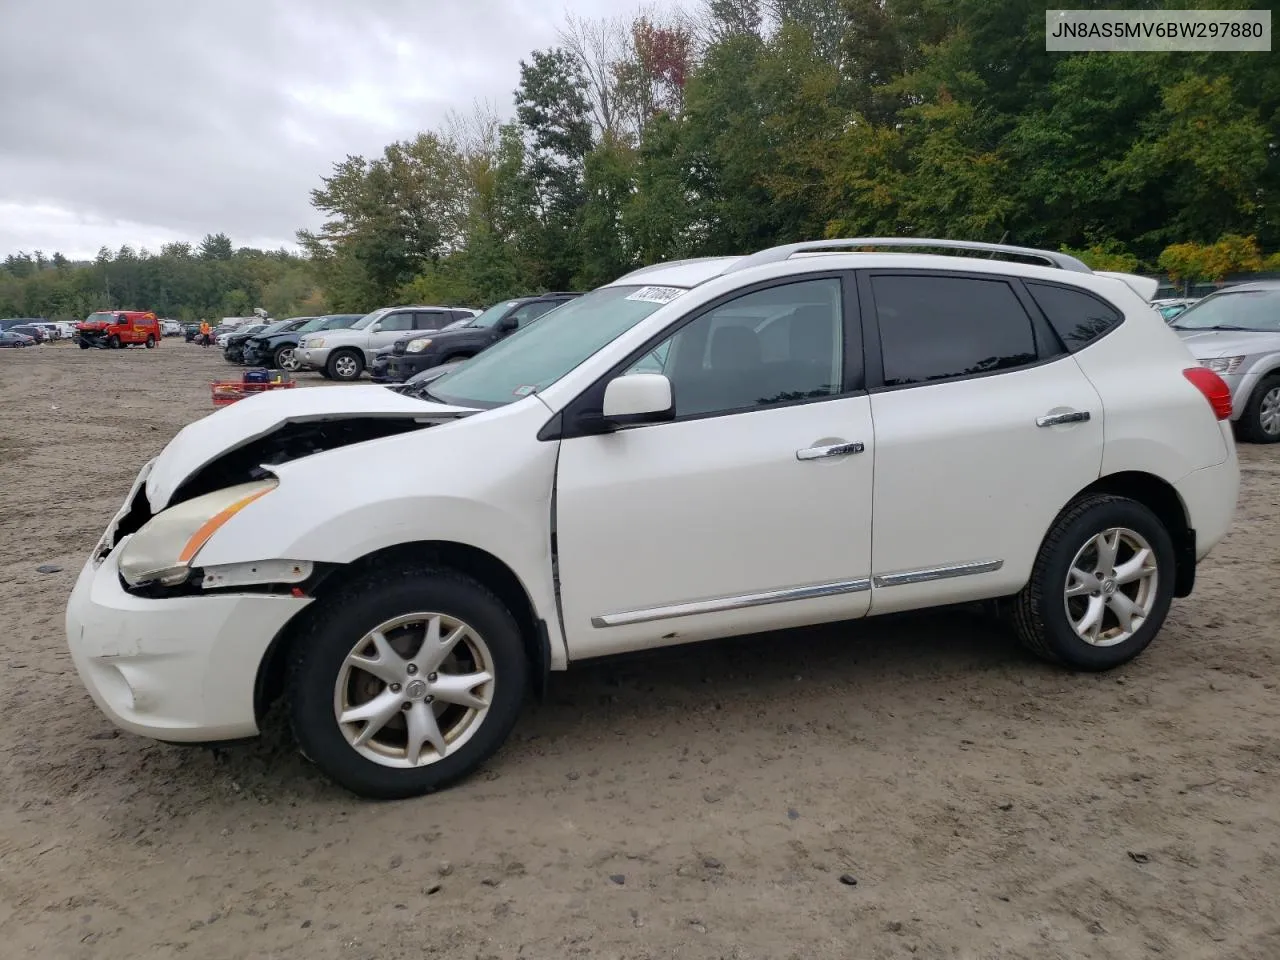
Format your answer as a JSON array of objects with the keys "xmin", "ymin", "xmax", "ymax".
[
  {"xmin": 509, "ymin": 301, "xmax": 560, "ymax": 328},
  {"xmin": 626, "ymin": 278, "xmax": 844, "ymax": 419},
  {"xmin": 380, "ymin": 312, "xmax": 414, "ymax": 332},
  {"xmin": 1025, "ymin": 282, "xmax": 1122, "ymax": 351},
  {"xmin": 872, "ymin": 275, "xmax": 1037, "ymax": 386},
  {"xmin": 414, "ymin": 311, "xmax": 448, "ymax": 330},
  {"xmin": 449, "ymin": 310, "xmax": 474, "ymax": 322}
]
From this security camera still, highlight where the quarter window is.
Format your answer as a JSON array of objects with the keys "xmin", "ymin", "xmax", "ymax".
[
  {"xmin": 414, "ymin": 311, "xmax": 448, "ymax": 330},
  {"xmin": 1025, "ymin": 282, "xmax": 1123, "ymax": 352},
  {"xmin": 872, "ymin": 275, "xmax": 1038, "ymax": 386},
  {"xmin": 626, "ymin": 278, "xmax": 844, "ymax": 418}
]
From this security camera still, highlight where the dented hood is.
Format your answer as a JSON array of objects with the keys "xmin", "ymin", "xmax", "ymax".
[{"xmin": 146, "ymin": 384, "xmax": 474, "ymax": 511}]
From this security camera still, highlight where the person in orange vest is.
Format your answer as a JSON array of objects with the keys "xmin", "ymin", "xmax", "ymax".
[{"xmin": 199, "ymin": 320, "xmax": 212, "ymax": 348}]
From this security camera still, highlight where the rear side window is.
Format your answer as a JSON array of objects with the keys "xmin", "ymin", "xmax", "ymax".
[
  {"xmin": 1025, "ymin": 282, "xmax": 1122, "ymax": 352},
  {"xmin": 871, "ymin": 275, "xmax": 1038, "ymax": 387}
]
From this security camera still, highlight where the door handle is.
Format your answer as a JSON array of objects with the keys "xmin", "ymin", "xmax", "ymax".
[
  {"xmin": 796, "ymin": 441, "xmax": 865, "ymax": 461},
  {"xmin": 1036, "ymin": 410, "xmax": 1091, "ymax": 428}
]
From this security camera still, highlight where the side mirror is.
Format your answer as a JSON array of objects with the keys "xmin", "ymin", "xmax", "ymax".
[
  {"xmin": 601, "ymin": 374, "xmax": 674, "ymax": 428},
  {"xmin": 370, "ymin": 321, "xmax": 382, "ymax": 333},
  {"xmin": 498, "ymin": 315, "xmax": 519, "ymax": 333}
]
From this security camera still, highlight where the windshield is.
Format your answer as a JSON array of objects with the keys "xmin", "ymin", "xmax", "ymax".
[
  {"xmin": 254, "ymin": 320, "xmax": 291, "ymax": 336},
  {"xmin": 1172, "ymin": 289, "xmax": 1280, "ymax": 332},
  {"xmin": 428, "ymin": 286, "xmax": 681, "ymax": 408},
  {"xmin": 351, "ymin": 307, "xmax": 392, "ymax": 330},
  {"xmin": 85, "ymin": 312, "xmax": 115, "ymax": 324},
  {"xmin": 467, "ymin": 301, "xmax": 521, "ymax": 329}
]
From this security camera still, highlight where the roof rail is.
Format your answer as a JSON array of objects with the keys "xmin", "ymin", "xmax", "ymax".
[
  {"xmin": 719, "ymin": 238, "xmax": 1092, "ymax": 275},
  {"xmin": 614, "ymin": 256, "xmax": 741, "ymax": 283}
]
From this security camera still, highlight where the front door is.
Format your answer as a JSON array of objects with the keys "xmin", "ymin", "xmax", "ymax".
[
  {"xmin": 554, "ymin": 275, "xmax": 876, "ymax": 660},
  {"xmin": 859, "ymin": 270, "xmax": 1106, "ymax": 614}
]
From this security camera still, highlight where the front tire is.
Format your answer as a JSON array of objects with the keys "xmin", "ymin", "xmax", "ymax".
[
  {"xmin": 108, "ymin": 335, "xmax": 120, "ymax": 349},
  {"xmin": 327, "ymin": 349, "xmax": 363, "ymax": 381},
  {"xmin": 274, "ymin": 345, "xmax": 299, "ymax": 371},
  {"xmin": 288, "ymin": 567, "xmax": 529, "ymax": 799},
  {"xmin": 1238, "ymin": 376, "xmax": 1280, "ymax": 444},
  {"xmin": 1011, "ymin": 494, "xmax": 1175, "ymax": 671}
]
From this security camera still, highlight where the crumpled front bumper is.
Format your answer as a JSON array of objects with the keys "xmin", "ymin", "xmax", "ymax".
[{"xmin": 65, "ymin": 545, "xmax": 312, "ymax": 742}]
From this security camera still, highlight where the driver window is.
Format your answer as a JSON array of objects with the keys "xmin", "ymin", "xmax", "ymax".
[{"xmin": 624, "ymin": 278, "xmax": 844, "ymax": 418}]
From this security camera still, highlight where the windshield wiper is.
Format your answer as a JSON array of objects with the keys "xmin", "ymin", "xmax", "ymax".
[{"xmin": 1172, "ymin": 324, "xmax": 1252, "ymax": 332}]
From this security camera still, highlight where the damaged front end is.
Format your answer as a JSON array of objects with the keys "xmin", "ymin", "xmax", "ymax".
[
  {"xmin": 77, "ymin": 324, "xmax": 109, "ymax": 348},
  {"xmin": 97, "ymin": 386, "xmax": 477, "ymax": 593}
]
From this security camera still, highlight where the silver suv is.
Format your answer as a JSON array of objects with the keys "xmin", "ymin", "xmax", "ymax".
[
  {"xmin": 1173, "ymin": 281, "xmax": 1280, "ymax": 443},
  {"xmin": 298, "ymin": 305, "xmax": 479, "ymax": 381}
]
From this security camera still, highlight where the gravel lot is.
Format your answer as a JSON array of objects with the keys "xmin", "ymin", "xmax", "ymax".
[{"xmin": 2, "ymin": 341, "xmax": 1278, "ymax": 960}]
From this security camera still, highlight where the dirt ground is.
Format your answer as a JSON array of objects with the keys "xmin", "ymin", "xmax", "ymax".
[{"xmin": 1, "ymin": 341, "xmax": 1277, "ymax": 960}]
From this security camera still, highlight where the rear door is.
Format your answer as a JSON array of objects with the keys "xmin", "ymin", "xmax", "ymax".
[{"xmin": 860, "ymin": 270, "xmax": 1106, "ymax": 614}]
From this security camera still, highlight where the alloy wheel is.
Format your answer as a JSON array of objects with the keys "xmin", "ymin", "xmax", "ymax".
[
  {"xmin": 334, "ymin": 354, "xmax": 359, "ymax": 379},
  {"xmin": 1063, "ymin": 527, "xmax": 1159, "ymax": 647},
  {"xmin": 333, "ymin": 612, "xmax": 495, "ymax": 768},
  {"xmin": 277, "ymin": 348, "xmax": 299, "ymax": 371},
  {"xmin": 1259, "ymin": 386, "xmax": 1280, "ymax": 437}
]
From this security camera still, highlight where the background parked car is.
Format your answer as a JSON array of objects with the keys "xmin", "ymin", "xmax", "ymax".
[
  {"xmin": 241, "ymin": 313, "xmax": 366, "ymax": 371},
  {"xmin": 160, "ymin": 319, "xmax": 184, "ymax": 337},
  {"xmin": 9, "ymin": 324, "xmax": 48, "ymax": 343},
  {"xmin": 380, "ymin": 292, "xmax": 582, "ymax": 383},
  {"xmin": 297, "ymin": 305, "xmax": 479, "ymax": 381},
  {"xmin": 0, "ymin": 317, "xmax": 46, "ymax": 332},
  {"xmin": 1172, "ymin": 281, "xmax": 1280, "ymax": 443},
  {"xmin": 1153, "ymin": 298, "xmax": 1198, "ymax": 322},
  {"xmin": 369, "ymin": 316, "xmax": 473, "ymax": 382},
  {"xmin": 220, "ymin": 323, "xmax": 271, "ymax": 360},
  {"xmin": 0, "ymin": 330, "xmax": 33, "ymax": 347}
]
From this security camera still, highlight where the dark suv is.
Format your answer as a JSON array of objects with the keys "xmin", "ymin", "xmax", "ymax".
[{"xmin": 379, "ymin": 293, "xmax": 582, "ymax": 383}]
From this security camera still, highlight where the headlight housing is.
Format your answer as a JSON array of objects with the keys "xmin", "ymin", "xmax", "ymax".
[
  {"xmin": 308, "ymin": 338, "xmax": 325, "ymax": 348},
  {"xmin": 118, "ymin": 479, "xmax": 277, "ymax": 587},
  {"xmin": 405, "ymin": 338, "xmax": 433, "ymax": 353},
  {"xmin": 1200, "ymin": 356, "xmax": 1244, "ymax": 375}
]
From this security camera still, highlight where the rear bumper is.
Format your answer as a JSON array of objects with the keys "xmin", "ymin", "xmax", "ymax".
[{"xmin": 1175, "ymin": 429, "xmax": 1239, "ymax": 562}]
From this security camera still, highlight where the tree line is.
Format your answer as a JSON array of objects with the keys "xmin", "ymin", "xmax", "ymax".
[
  {"xmin": 4, "ymin": 0, "xmax": 1278, "ymax": 320},
  {"xmin": 0, "ymin": 234, "xmax": 324, "ymax": 321}
]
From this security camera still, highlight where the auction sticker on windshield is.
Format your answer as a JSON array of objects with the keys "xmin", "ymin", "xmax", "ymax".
[{"xmin": 625, "ymin": 286, "xmax": 686, "ymax": 304}]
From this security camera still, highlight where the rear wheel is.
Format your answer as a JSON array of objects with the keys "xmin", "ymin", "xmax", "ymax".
[
  {"xmin": 145, "ymin": 335, "xmax": 156, "ymax": 349},
  {"xmin": 328, "ymin": 349, "xmax": 363, "ymax": 381},
  {"xmin": 274, "ymin": 345, "xmax": 300, "ymax": 371},
  {"xmin": 1238, "ymin": 376, "xmax": 1280, "ymax": 444},
  {"xmin": 1012, "ymin": 495, "xmax": 1174, "ymax": 670},
  {"xmin": 288, "ymin": 567, "xmax": 529, "ymax": 799}
]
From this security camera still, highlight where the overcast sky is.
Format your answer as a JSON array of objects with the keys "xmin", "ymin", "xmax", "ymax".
[{"xmin": 0, "ymin": 0, "xmax": 669, "ymax": 260}]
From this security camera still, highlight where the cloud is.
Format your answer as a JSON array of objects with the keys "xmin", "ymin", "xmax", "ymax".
[{"xmin": 0, "ymin": 0, "xmax": 665, "ymax": 259}]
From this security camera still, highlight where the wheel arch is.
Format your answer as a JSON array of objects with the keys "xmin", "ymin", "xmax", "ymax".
[
  {"xmin": 254, "ymin": 539, "xmax": 551, "ymax": 724},
  {"xmin": 1072, "ymin": 471, "xmax": 1195, "ymax": 598}
]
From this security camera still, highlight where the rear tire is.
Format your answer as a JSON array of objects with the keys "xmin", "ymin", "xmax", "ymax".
[
  {"xmin": 287, "ymin": 566, "xmax": 529, "ymax": 799},
  {"xmin": 1011, "ymin": 494, "xmax": 1175, "ymax": 671},
  {"xmin": 1238, "ymin": 376, "xmax": 1280, "ymax": 444},
  {"xmin": 145, "ymin": 335, "xmax": 156, "ymax": 349}
]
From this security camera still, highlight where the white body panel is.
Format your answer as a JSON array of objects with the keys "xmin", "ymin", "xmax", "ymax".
[
  {"xmin": 866, "ymin": 358, "xmax": 1105, "ymax": 615},
  {"xmin": 555, "ymin": 397, "xmax": 875, "ymax": 658}
]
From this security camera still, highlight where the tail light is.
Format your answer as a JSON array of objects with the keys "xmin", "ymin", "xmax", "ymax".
[{"xmin": 1183, "ymin": 367, "xmax": 1232, "ymax": 420}]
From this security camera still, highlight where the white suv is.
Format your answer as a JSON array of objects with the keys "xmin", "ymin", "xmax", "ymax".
[
  {"xmin": 298, "ymin": 305, "xmax": 480, "ymax": 381},
  {"xmin": 65, "ymin": 239, "xmax": 1239, "ymax": 799}
]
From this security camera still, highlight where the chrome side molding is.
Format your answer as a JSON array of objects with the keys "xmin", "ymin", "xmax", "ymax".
[
  {"xmin": 872, "ymin": 559, "xmax": 1004, "ymax": 588},
  {"xmin": 591, "ymin": 578, "xmax": 872, "ymax": 628}
]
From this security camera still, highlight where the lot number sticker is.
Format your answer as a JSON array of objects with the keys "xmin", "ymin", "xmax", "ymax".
[{"xmin": 625, "ymin": 286, "xmax": 686, "ymax": 304}]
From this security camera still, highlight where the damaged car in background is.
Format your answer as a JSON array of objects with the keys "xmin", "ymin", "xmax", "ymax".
[{"xmin": 66, "ymin": 237, "xmax": 1239, "ymax": 800}]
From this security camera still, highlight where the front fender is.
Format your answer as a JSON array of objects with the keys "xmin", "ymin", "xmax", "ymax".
[{"xmin": 189, "ymin": 397, "xmax": 566, "ymax": 663}]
